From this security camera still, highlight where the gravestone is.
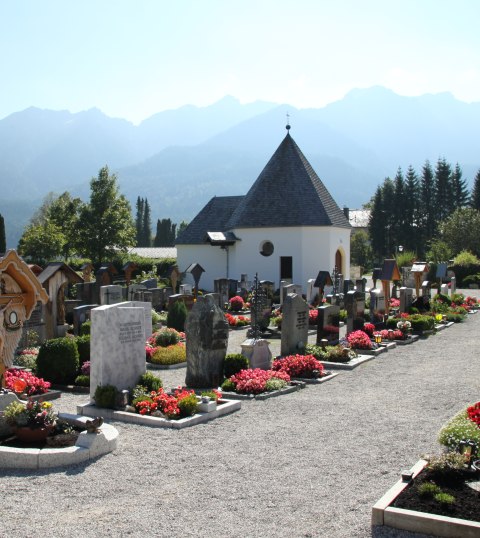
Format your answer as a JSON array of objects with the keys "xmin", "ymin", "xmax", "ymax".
[
  {"xmin": 306, "ymin": 279, "xmax": 316, "ymax": 304},
  {"xmin": 281, "ymin": 293, "xmax": 309, "ymax": 355},
  {"xmin": 76, "ymin": 282, "xmax": 97, "ymax": 305},
  {"xmin": 260, "ymin": 280, "xmax": 274, "ymax": 307},
  {"xmin": 436, "ymin": 262, "xmax": 448, "ymax": 282},
  {"xmin": 127, "ymin": 284, "xmax": 146, "ymax": 301},
  {"xmin": 355, "ymin": 278, "xmax": 367, "ymax": 293},
  {"xmin": 141, "ymin": 278, "xmax": 158, "ymax": 289},
  {"xmin": 279, "ymin": 281, "xmax": 289, "ymax": 304},
  {"xmin": 185, "ymin": 294, "xmax": 229, "ymax": 388},
  {"xmin": 241, "ymin": 339, "xmax": 272, "ymax": 370},
  {"xmin": 284, "ymin": 284, "xmax": 302, "ymax": 299},
  {"xmin": 90, "ymin": 303, "xmax": 146, "ymax": 398},
  {"xmin": 440, "ymin": 283, "xmax": 449, "ymax": 296},
  {"xmin": 100, "ymin": 285, "xmax": 124, "ymax": 306},
  {"xmin": 370, "ymin": 288, "xmax": 386, "ymax": 325},
  {"xmin": 150, "ymin": 288, "xmax": 164, "ymax": 310},
  {"xmin": 346, "ymin": 290, "xmax": 365, "ymax": 334},
  {"xmin": 240, "ymin": 274, "xmax": 249, "ymax": 291},
  {"xmin": 169, "ymin": 293, "xmax": 195, "ymax": 311},
  {"xmin": 179, "ymin": 283, "xmax": 193, "ymax": 295},
  {"xmin": 343, "ymin": 279, "xmax": 354, "ymax": 296},
  {"xmin": 372, "ymin": 268, "xmax": 383, "ymax": 289},
  {"xmin": 214, "ymin": 278, "xmax": 229, "ymax": 308},
  {"xmin": 451, "ymin": 276, "xmax": 456, "ymax": 294},
  {"xmin": 421, "ymin": 281, "xmax": 431, "ymax": 299},
  {"xmin": 73, "ymin": 304, "xmax": 99, "ymax": 335},
  {"xmin": 316, "ymin": 304, "xmax": 340, "ymax": 345},
  {"xmin": 399, "ymin": 287, "xmax": 413, "ymax": 314},
  {"xmin": 228, "ymin": 279, "xmax": 238, "ymax": 298}
]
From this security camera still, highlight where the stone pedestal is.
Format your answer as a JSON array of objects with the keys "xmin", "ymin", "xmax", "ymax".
[{"xmin": 241, "ymin": 338, "xmax": 272, "ymax": 370}]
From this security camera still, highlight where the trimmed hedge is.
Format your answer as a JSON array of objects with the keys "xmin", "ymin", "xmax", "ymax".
[{"xmin": 36, "ymin": 337, "xmax": 80, "ymax": 384}]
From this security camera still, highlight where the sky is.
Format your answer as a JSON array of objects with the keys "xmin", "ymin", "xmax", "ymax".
[{"xmin": 1, "ymin": 0, "xmax": 479, "ymax": 124}]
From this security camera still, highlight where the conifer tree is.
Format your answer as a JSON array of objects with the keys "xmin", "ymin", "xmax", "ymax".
[
  {"xmin": 368, "ymin": 185, "xmax": 387, "ymax": 260},
  {"xmin": 0, "ymin": 213, "xmax": 6, "ymax": 253},
  {"xmin": 392, "ymin": 168, "xmax": 406, "ymax": 248},
  {"xmin": 471, "ymin": 169, "xmax": 480, "ymax": 210},
  {"xmin": 135, "ymin": 197, "xmax": 144, "ymax": 246},
  {"xmin": 451, "ymin": 163, "xmax": 469, "ymax": 208},
  {"xmin": 154, "ymin": 218, "xmax": 177, "ymax": 247},
  {"xmin": 419, "ymin": 160, "xmax": 436, "ymax": 248},
  {"xmin": 403, "ymin": 165, "xmax": 419, "ymax": 252},
  {"xmin": 434, "ymin": 158, "xmax": 453, "ymax": 221},
  {"xmin": 142, "ymin": 199, "xmax": 152, "ymax": 247}
]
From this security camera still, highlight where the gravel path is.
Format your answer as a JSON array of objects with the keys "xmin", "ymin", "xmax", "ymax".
[{"xmin": 2, "ymin": 292, "xmax": 479, "ymax": 538}]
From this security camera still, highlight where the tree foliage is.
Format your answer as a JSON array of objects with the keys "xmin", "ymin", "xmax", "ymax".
[
  {"xmin": 135, "ymin": 197, "xmax": 152, "ymax": 247},
  {"xmin": 17, "ymin": 222, "xmax": 66, "ymax": 264},
  {"xmin": 154, "ymin": 218, "xmax": 177, "ymax": 247},
  {"xmin": 439, "ymin": 208, "xmax": 480, "ymax": 256},
  {"xmin": 471, "ymin": 170, "xmax": 480, "ymax": 210},
  {"xmin": 77, "ymin": 166, "xmax": 136, "ymax": 264},
  {"xmin": 350, "ymin": 230, "xmax": 372, "ymax": 270}
]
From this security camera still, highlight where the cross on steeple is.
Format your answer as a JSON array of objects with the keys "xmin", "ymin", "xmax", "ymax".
[{"xmin": 286, "ymin": 113, "xmax": 291, "ymax": 131}]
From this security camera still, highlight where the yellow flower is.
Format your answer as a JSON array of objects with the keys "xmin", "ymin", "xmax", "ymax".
[{"xmin": 41, "ymin": 401, "xmax": 52, "ymax": 409}]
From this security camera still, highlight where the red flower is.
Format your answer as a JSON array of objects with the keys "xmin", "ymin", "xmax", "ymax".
[
  {"xmin": 272, "ymin": 354, "xmax": 324, "ymax": 378},
  {"xmin": 467, "ymin": 402, "xmax": 480, "ymax": 427},
  {"xmin": 346, "ymin": 330, "xmax": 373, "ymax": 350}
]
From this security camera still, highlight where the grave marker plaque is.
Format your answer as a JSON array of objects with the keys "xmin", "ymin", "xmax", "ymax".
[{"xmin": 281, "ymin": 294, "xmax": 308, "ymax": 355}]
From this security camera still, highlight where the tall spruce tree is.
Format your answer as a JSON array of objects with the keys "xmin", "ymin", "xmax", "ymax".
[
  {"xmin": 434, "ymin": 158, "xmax": 454, "ymax": 221},
  {"xmin": 142, "ymin": 198, "xmax": 152, "ymax": 247},
  {"xmin": 135, "ymin": 197, "xmax": 144, "ymax": 246},
  {"xmin": 368, "ymin": 184, "xmax": 387, "ymax": 260},
  {"xmin": 471, "ymin": 169, "xmax": 480, "ymax": 210},
  {"xmin": 154, "ymin": 218, "xmax": 177, "ymax": 247},
  {"xmin": 403, "ymin": 165, "xmax": 420, "ymax": 252},
  {"xmin": 451, "ymin": 163, "xmax": 469, "ymax": 208},
  {"xmin": 0, "ymin": 213, "xmax": 6, "ymax": 253},
  {"xmin": 392, "ymin": 168, "xmax": 406, "ymax": 249},
  {"xmin": 419, "ymin": 160, "xmax": 436, "ymax": 249}
]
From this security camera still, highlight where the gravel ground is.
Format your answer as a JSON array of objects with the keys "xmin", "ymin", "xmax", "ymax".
[{"xmin": 2, "ymin": 291, "xmax": 479, "ymax": 538}]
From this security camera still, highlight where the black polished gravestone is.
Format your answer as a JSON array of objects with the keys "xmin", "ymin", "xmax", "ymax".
[
  {"xmin": 345, "ymin": 290, "xmax": 365, "ymax": 334},
  {"xmin": 316, "ymin": 303, "xmax": 340, "ymax": 345}
]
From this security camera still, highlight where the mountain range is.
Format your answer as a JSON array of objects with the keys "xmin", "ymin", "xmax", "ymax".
[{"xmin": 1, "ymin": 86, "xmax": 479, "ymax": 248}]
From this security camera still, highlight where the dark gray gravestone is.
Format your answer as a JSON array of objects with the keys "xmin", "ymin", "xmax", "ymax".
[
  {"xmin": 346, "ymin": 290, "xmax": 365, "ymax": 334},
  {"xmin": 100, "ymin": 285, "xmax": 123, "ymax": 306},
  {"xmin": 316, "ymin": 304, "xmax": 340, "ymax": 345},
  {"xmin": 281, "ymin": 293, "xmax": 309, "ymax": 356},
  {"xmin": 214, "ymin": 278, "xmax": 229, "ymax": 308},
  {"xmin": 399, "ymin": 287, "xmax": 413, "ymax": 314},
  {"xmin": 185, "ymin": 294, "xmax": 229, "ymax": 388},
  {"xmin": 421, "ymin": 281, "xmax": 431, "ymax": 298},
  {"xmin": 73, "ymin": 304, "xmax": 98, "ymax": 335},
  {"xmin": 343, "ymin": 279, "xmax": 354, "ymax": 296},
  {"xmin": 141, "ymin": 278, "xmax": 158, "ymax": 289},
  {"xmin": 356, "ymin": 278, "xmax": 367, "ymax": 293}
]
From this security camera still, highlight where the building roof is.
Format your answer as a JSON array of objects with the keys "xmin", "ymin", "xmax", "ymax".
[
  {"xmin": 176, "ymin": 196, "xmax": 244, "ymax": 245},
  {"xmin": 37, "ymin": 262, "xmax": 84, "ymax": 285},
  {"xmin": 226, "ymin": 133, "xmax": 350, "ymax": 229},
  {"xmin": 128, "ymin": 247, "xmax": 178, "ymax": 259}
]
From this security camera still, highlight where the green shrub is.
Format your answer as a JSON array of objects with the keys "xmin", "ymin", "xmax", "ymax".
[
  {"xmin": 453, "ymin": 250, "xmax": 480, "ymax": 266},
  {"xmin": 201, "ymin": 390, "xmax": 221, "ymax": 402},
  {"xmin": 438, "ymin": 409, "xmax": 480, "ymax": 453},
  {"xmin": 417, "ymin": 482, "xmax": 442, "ymax": 498},
  {"xmin": 137, "ymin": 372, "xmax": 163, "ymax": 392},
  {"xmin": 75, "ymin": 334, "xmax": 91, "ymax": 365},
  {"xmin": 151, "ymin": 344, "xmax": 186, "ymax": 365},
  {"xmin": 339, "ymin": 310, "xmax": 347, "ymax": 322},
  {"xmin": 265, "ymin": 378, "xmax": 288, "ymax": 391},
  {"xmin": 409, "ymin": 314, "xmax": 435, "ymax": 331},
  {"xmin": 434, "ymin": 492, "xmax": 455, "ymax": 506},
  {"xmin": 223, "ymin": 354, "xmax": 249, "ymax": 379},
  {"xmin": 386, "ymin": 317, "xmax": 401, "ymax": 330},
  {"xmin": 445, "ymin": 313, "xmax": 464, "ymax": 323},
  {"xmin": 167, "ymin": 300, "xmax": 188, "ymax": 332},
  {"xmin": 151, "ymin": 309, "xmax": 162, "ymax": 325},
  {"xmin": 155, "ymin": 328, "xmax": 180, "ymax": 347},
  {"xmin": 177, "ymin": 394, "xmax": 198, "ymax": 417},
  {"xmin": 131, "ymin": 393, "xmax": 153, "ymax": 407},
  {"xmin": 221, "ymin": 378, "xmax": 236, "ymax": 392},
  {"xmin": 74, "ymin": 374, "xmax": 90, "ymax": 387},
  {"xmin": 462, "ymin": 274, "xmax": 480, "ymax": 286},
  {"xmin": 36, "ymin": 337, "xmax": 80, "ymax": 384},
  {"xmin": 79, "ymin": 321, "xmax": 91, "ymax": 335},
  {"xmin": 304, "ymin": 343, "xmax": 327, "ymax": 360},
  {"xmin": 94, "ymin": 384, "xmax": 118, "ymax": 409},
  {"xmin": 450, "ymin": 293, "xmax": 465, "ymax": 306}
]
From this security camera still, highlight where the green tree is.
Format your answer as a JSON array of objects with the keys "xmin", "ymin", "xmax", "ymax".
[
  {"xmin": 470, "ymin": 170, "xmax": 480, "ymax": 210},
  {"xmin": 451, "ymin": 163, "xmax": 469, "ymax": 208},
  {"xmin": 392, "ymin": 167, "xmax": 406, "ymax": 248},
  {"xmin": 177, "ymin": 220, "xmax": 189, "ymax": 237},
  {"xmin": 77, "ymin": 166, "xmax": 136, "ymax": 264},
  {"xmin": 350, "ymin": 230, "xmax": 372, "ymax": 270},
  {"xmin": 46, "ymin": 192, "xmax": 82, "ymax": 258},
  {"xmin": 154, "ymin": 218, "xmax": 177, "ymax": 247},
  {"xmin": 142, "ymin": 198, "xmax": 152, "ymax": 247},
  {"xmin": 434, "ymin": 158, "xmax": 454, "ymax": 222},
  {"xmin": 368, "ymin": 185, "xmax": 387, "ymax": 260},
  {"xmin": 403, "ymin": 165, "xmax": 420, "ymax": 252},
  {"xmin": 426, "ymin": 239, "xmax": 452, "ymax": 263},
  {"xmin": 419, "ymin": 160, "xmax": 436, "ymax": 249},
  {"xmin": 17, "ymin": 222, "xmax": 65, "ymax": 264},
  {"xmin": 135, "ymin": 196, "xmax": 144, "ymax": 246},
  {"xmin": 0, "ymin": 213, "xmax": 5, "ymax": 252},
  {"xmin": 439, "ymin": 207, "xmax": 480, "ymax": 256}
]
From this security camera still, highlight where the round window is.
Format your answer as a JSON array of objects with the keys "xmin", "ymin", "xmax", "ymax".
[
  {"xmin": 260, "ymin": 241, "xmax": 274, "ymax": 257},
  {"xmin": 8, "ymin": 311, "xmax": 18, "ymax": 325}
]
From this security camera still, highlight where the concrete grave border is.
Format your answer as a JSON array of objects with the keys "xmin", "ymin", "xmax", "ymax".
[
  {"xmin": 320, "ymin": 354, "xmax": 376, "ymax": 370},
  {"xmin": 372, "ymin": 459, "xmax": 480, "ymax": 538},
  {"xmin": 77, "ymin": 399, "xmax": 241, "ymax": 429},
  {"xmin": 0, "ymin": 413, "xmax": 118, "ymax": 469}
]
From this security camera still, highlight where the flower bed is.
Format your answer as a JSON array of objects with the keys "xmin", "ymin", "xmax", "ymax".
[
  {"xmin": 5, "ymin": 368, "xmax": 51, "ymax": 396},
  {"xmin": 220, "ymin": 368, "xmax": 304, "ymax": 400},
  {"xmin": 145, "ymin": 327, "xmax": 186, "ymax": 366},
  {"xmin": 225, "ymin": 312, "xmax": 251, "ymax": 329}
]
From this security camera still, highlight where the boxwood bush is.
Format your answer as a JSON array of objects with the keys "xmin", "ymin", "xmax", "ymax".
[
  {"xmin": 75, "ymin": 334, "xmax": 90, "ymax": 365},
  {"xmin": 36, "ymin": 337, "xmax": 80, "ymax": 384},
  {"xmin": 167, "ymin": 300, "xmax": 187, "ymax": 332},
  {"xmin": 151, "ymin": 344, "xmax": 186, "ymax": 365},
  {"xmin": 409, "ymin": 314, "xmax": 435, "ymax": 332},
  {"xmin": 223, "ymin": 353, "xmax": 249, "ymax": 379}
]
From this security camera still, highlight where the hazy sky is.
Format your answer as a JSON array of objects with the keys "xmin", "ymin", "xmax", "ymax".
[{"xmin": 1, "ymin": 0, "xmax": 479, "ymax": 123}]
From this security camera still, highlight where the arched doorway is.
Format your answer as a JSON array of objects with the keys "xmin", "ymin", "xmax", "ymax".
[{"xmin": 335, "ymin": 249, "xmax": 343, "ymax": 274}]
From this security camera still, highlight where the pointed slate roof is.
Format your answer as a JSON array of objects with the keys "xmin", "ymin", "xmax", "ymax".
[
  {"xmin": 176, "ymin": 196, "xmax": 244, "ymax": 245},
  {"xmin": 226, "ymin": 133, "xmax": 350, "ymax": 229}
]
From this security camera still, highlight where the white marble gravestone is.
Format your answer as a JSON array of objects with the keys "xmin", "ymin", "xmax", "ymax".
[
  {"xmin": 306, "ymin": 278, "xmax": 316, "ymax": 304},
  {"xmin": 90, "ymin": 303, "xmax": 146, "ymax": 399}
]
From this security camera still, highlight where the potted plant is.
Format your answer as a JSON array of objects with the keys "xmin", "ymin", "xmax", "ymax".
[{"xmin": 3, "ymin": 399, "xmax": 57, "ymax": 442}]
